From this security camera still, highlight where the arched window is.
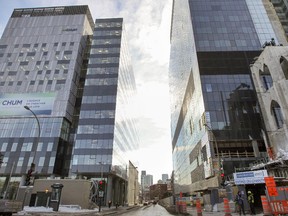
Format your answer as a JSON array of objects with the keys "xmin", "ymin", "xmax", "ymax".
[
  {"xmin": 260, "ymin": 64, "xmax": 273, "ymax": 91},
  {"xmin": 271, "ymin": 100, "xmax": 284, "ymax": 129},
  {"xmin": 280, "ymin": 56, "xmax": 288, "ymax": 79}
]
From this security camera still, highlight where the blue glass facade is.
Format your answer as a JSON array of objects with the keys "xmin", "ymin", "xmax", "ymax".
[
  {"xmin": 170, "ymin": 0, "xmax": 279, "ymax": 194},
  {"xmin": 72, "ymin": 18, "xmax": 139, "ymax": 180},
  {"xmin": 0, "ymin": 8, "xmax": 139, "ymax": 204},
  {"xmin": 0, "ymin": 6, "xmax": 94, "ymax": 183}
]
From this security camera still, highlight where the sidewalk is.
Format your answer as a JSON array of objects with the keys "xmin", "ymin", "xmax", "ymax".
[{"xmin": 13, "ymin": 205, "xmax": 141, "ymax": 216}]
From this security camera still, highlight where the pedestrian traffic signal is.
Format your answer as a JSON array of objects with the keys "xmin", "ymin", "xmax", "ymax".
[{"xmin": 98, "ymin": 180, "xmax": 106, "ymax": 191}]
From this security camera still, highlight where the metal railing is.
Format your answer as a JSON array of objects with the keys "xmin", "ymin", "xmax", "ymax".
[{"xmin": 216, "ymin": 151, "xmax": 255, "ymax": 158}]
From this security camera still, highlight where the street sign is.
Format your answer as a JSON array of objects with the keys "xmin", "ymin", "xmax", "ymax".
[
  {"xmin": 264, "ymin": 176, "xmax": 278, "ymax": 197},
  {"xmin": 267, "ymin": 187, "xmax": 278, "ymax": 197},
  {"xmin": 99, "ymin": 191, "xmax": 104, "ymax": 198},
  {"xmin": 264, "ymin": 176, "xmax": 276, "ymax": 187}
]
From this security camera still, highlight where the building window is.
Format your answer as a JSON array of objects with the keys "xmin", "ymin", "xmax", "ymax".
[
  {"xmin": 37, "ymin": 142, "xmax": 43, "ymax": 151},
  {"xmin": 39, "ymin": 157, "xmax": 45, "ymax": 166},
  {"xmin": 20, "ymin": 61, "xmax": 28, "ymax": 66},
  {"xmin": 49, "ymin": 157, "xmax": 55, "ymax": 166},
  {"xmin": 1, "ymin": 143, "xmax": 8, "ymax": 152},
  {"xmin": 47, "ymin": 142, "xmax": 53, "ymax": 151},
  {"xmin": 271, "ymin": 100, "xmax": 284, "ymax": 129},
  {"xmin": 206, "ymin": 83, "xmax": 212, "ymax": 92},
  {"xmin": 23, "ymin": 44, "xmax": 30, "ymax": 48},
  {"xmin": 11, "ymin": 143, "xmax": 18, "ymax": 151},
  {"xmin": 260, "ymin": 64, "xmax": 273, "ymax": 90},
  {"xmin": 280, "ymin": 56, "xmax": 288, "ymax": 80},
  {"xmin": 17, "ymin": 157, "xmax": 24, "ymax": 167},
  {"xmin": 21, "ymin": 143, "xmax": 32, "ymax": 151}
]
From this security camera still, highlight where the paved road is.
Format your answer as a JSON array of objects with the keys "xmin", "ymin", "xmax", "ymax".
[{"xmin": 116, "ymin": 204, "xmax": 174, "ymax": 216}]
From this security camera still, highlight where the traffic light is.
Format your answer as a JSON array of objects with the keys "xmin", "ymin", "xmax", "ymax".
[
  {"xmin": 220, "ymin": 159, "xmax": 225, "ymax": 187},
  {"xmin": 25, "ymin": 163, "xmax": 35, "ymax": 186},
  {"xmin": 98, "ymin": 180, "xmax": 106, "ymax": 191},
  {"xmin": 25, "ymin": 169, "xmax": 32, "ymax": 186}
]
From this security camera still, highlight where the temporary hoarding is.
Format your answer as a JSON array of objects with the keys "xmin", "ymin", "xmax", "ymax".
[
  {"xmin": 0, "ymin": 93, "xmax": 56, "ymax": 116},
  {"xmin": 233, "ymin": 170, "xmax": 268, "ymax": 185}
]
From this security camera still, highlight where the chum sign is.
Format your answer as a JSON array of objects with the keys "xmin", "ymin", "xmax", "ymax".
[{"xmin": 0, "ymin": 93, "xmax": 56, "ymax": 116}]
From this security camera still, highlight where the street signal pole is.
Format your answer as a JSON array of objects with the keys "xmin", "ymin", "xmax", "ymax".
[
  {"xmin": 98, "ymin": 180, "xmax": 106, "ymax": 212},
  {"xmin": 220, "ymin": 159, "xmax": 225, "ymax": 187}
]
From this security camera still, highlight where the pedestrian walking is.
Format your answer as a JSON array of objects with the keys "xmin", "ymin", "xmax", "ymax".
[
  {"xmin": 235, "ymin": 191, "xmax": 246, "ymax": 215},
  {"xmin": 108, "ymin": 200, "xmax": 112, "ymax": 208},
  {"xmin": 247, "ymin": 191, "xmax": 255, "ymax": 215}
]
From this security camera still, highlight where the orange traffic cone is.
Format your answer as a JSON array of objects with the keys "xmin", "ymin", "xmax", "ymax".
[
  {"xmin": 261, "ymin": 196, "xmax": 273, "ymax": 216},
  {"xmin": 196, "ymin": 199, "xmax": 202, "ymax": 216},
  {"xmin": 223, "ymin": 198, "xmax": 232, "ymax": 216}
]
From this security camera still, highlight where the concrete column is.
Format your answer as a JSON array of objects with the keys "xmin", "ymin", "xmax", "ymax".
[
  {"xmin": 252, "ymin": 139, "xmax": 260, "ymax": 157},
  {"xmin": 106, "ymin": 175, "xmax": 113, "ymax": 205}
]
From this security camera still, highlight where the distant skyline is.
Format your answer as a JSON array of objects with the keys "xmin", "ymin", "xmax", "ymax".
[{"xmin": 0, "ymin": 0, "xmax": 173, "ymax": 183}]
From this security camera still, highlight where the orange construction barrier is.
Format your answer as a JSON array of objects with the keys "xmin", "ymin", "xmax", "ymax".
[
  {"xmin": 181, "ymin": 201, "xmax": 187, "ymax": 213},
  {"xmin": 223, "ymin": 198, "xmax": 232, "ymax": 216},
  {"xmin": 261, "ymin": 196, "xmax": 273, "ymax": 216},
  {"xmin": 196, "ymin": 199, "xmax": 202, "ymax": 216},
  {"xmin": 270, "ymin": 200, "xmax": 288, "ymax": 215}
]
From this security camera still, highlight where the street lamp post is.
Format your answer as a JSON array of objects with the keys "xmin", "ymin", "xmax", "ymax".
[
  {"xmin": 24, "ymin": 106, "xmax": 41, "ymax": 186},
  {"xmin": 3, "ymin": 161, "xmax": 15, "ymax": 199}
]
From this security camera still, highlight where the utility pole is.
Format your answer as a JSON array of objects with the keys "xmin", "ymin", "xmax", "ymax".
[{"xmin": 24, "ymin": 106, "xmax": 41, "ymax": 186}]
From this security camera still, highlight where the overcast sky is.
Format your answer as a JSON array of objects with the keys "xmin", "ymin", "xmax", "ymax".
[{"xmin": 0, "ymin": 0, "xmax": 173, "ymax": 183}]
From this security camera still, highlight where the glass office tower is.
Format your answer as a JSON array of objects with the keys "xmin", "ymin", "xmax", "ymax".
[
  {"xmin": 169, "ymin": 0, "xmax": 280, "ymax": 195},
  {"xmin": 71, "ymin": 18, "xmax": 139, "ymax": 204},
  {"xmin": 0, "ymin": 6, "xmax": 94, "ymax": 193},
  {"xmin": 0, "ymin": 8, "xmax": 139, "ymax": 203}
]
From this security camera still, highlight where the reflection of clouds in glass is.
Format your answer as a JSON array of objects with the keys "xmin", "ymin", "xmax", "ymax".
[{"xmin": 0, "ymin": 0, "xmax": 173, "ymax": 181}]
